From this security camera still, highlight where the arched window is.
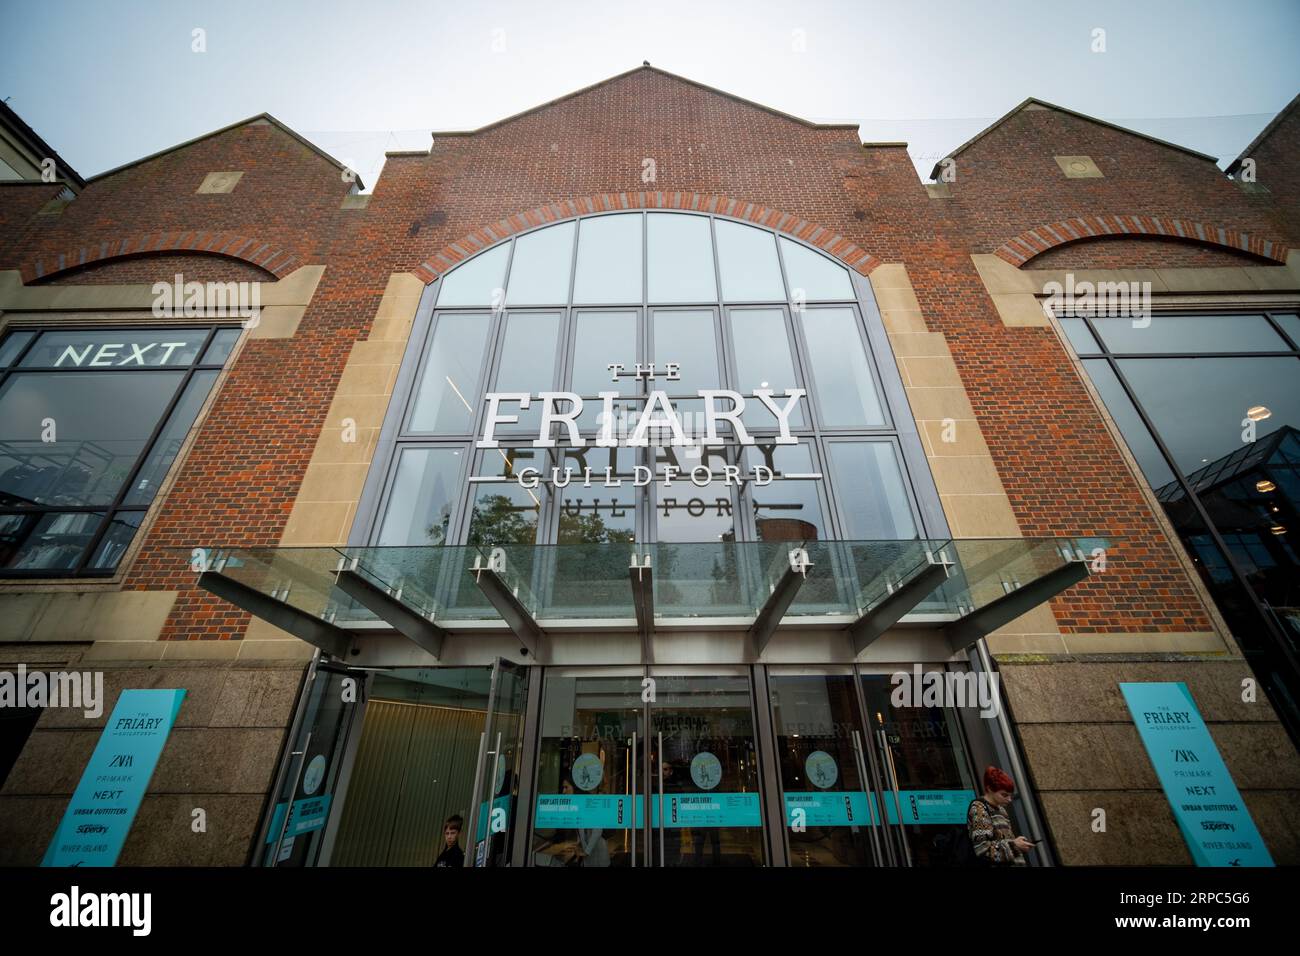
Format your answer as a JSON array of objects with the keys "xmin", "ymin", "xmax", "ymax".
[{"xmin": 361, "ymin": 211, "xmax": 940, "ymax": 550}]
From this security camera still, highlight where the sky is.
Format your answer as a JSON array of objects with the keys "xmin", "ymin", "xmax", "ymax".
[{"xmin": 1, "ymin": 0, "xmax": 1298, "ymax": 191}]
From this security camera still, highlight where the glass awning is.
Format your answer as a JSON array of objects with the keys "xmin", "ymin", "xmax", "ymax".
[{"xmin": 179, "ymin": 537, "xmax": 1108, "ymax": 662}]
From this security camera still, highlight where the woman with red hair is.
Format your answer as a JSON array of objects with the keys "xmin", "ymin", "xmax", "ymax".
[{"xmin": 966, "ymin": 766, "xmax": 1035, "ymax": 866}]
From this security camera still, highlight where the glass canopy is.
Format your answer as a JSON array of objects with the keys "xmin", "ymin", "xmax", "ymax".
[{"xmin": 180, "ymin": 537, "xmax": 1107, "ymax": 658}]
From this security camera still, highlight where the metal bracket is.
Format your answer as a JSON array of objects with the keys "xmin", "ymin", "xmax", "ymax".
[
  {"xmin": 334, "ymin": 567, "xmax": 445, "ymax": 661},
  {"xmin": 750, "ymin": 547, "xmax": 813, "ymax": 655},
  {"xmin": 944, "ymin": 556, "xmax": 1090, "ymax": 654},
  {"xmin": 468, "ymin": 558, "xmax": 542, "ymax": 658},
  {"xmin": 847, "ymin": 551, "xmax": 951, "ymax": 655},
  {"xmin": 628, "ymin": 553, "xmax": 655, "ymax": 665},
  {"xmin": 198, "ymin": 570, "xmax": 353, "ymax": 659}
]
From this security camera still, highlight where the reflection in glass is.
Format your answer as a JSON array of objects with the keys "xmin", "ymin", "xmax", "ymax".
[
  {"xmin": 1081, "ymin": 359, "xmax": 1173, "ymax": 488},
  {"xmin": 779, "ymin": 237, "xmax": 854, "ymax": 301},
  {"xmin": 201, "ymin": 328, "xmax": 242, "ymax": 365},
  {"xmin": 493, "ymin": 312, "xmax": 561, "ymax": 432},
  {"xmin": 573, "ymin": 214, "xmax": 642, "ymax": 304},
  {"xmin": 506, "ymin": 221, "xmax": 575, "ymax": 305},
  {"xmin": 408, "ymin": 313, "xmax": 491, "ymax": 434},
  {"xmin": 1274, "ymin": 314, "xmax": 1300, "ymax": 348},
  {"xmin": 467, "ymin": 448, "xmax": 547, "ymax": 546},
  {"xmin": 533, "ymin": 675, "xmax": 642, "ymax": 867},
  {"xmin": 651, "ymin": 675, "xmax": 764, "ymax": 866},
  {"xmin": 571, "ymin": 312, "xmax": 637, "ymax": 432},
  {"xmin": 861, "ymin": 674, "xmax": 977, "ymax": 867},
  {"xmin": 714, "ymin": 219, "xmax": 785, "ymax": 301},
  {"xmin": 800, "ymin": 308, "xmax": 885, "ymax": 428},
  {"xmin": 0, "ymin": 512, "xmax": 103, "ymax": 570},
  {"xmin": 1057, "ymin": 317, "xmax": 1100, "ymax": 355},
  {"xmin": 1117, "ymin": 357, "xmax": 1300, "ymax": 477},
  {"xmin": 652, "ymin": 310, "xmax": 718, "ymax": 394},
  {"xmin": 436, "ymin": 243, "xmax": 510, "ymax": 307},
  {"xmin": 0, "ymin": 330, "xmax": 35, "ymax": 367},
  {"xmin": 124, "ymin": 370, "xmax": 219, "ymax": 505},
  {"xmin": 827, "ymin": 442, "xmax": 917, "ymax": 539},
  {"xmin": 770, "ymin": 673, "xmax": 878, "ymax": 867},
  {"xmin": 747, "ymin": 443, "xmax": 826, "ymax": 540},
  {"xmin": 648, "ymin": 213, "xmax": 717, "ymax": 303},
  {"xmin": 0, "ymin": 371, "xmax": 184, "ymax": 508},
  {"xmin": 1092, "ymin": 314, "xmax": 1286, "ymax": 354},
  {"xmin": 729, "ymin": 308, "xmax": 805, "ymax": 429},
  {"xmin": 88, "ymin": 512, "xmax": 143, "ymax": 570},
  {"xmin": 378, "ymin": 447, "xmax": 463, "ymax": 545}
]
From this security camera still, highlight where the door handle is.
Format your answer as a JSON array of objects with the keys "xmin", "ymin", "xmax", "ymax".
[
  {"xmin": 850, "ymin": 730, "xmax": 885, "ymax": 866},
  {"xmin": 877, "ymin": 728, "xmax": 913, "ymax": 867},
  {"xmin": 629, "ymin": 732, "xmax": 637, "ymax": 868},
  {"xmin": 657, "ymin": 731, "xmax": 665, "ymax": 868}
]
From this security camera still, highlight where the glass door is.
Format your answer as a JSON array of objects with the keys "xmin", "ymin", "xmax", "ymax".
[
  {"xmin": 768, "ymin": 668, "xmax": 887, "ymax": 867},
  {"xmin": 646, "ymin": 672, "xmax": 765, "ymax": 867},
  {"xmin": 529, "ymin": 668, "xmax": 768, "ymax": 866},
  {"xmin": 531, "ymin": 670, "xmax": 646, "ymax": 867},
  {"xmin": 465, "ymin": 658, "xmax": 530, "ymax": 867},
  {"xmin": 859, "ymin": 670, "xmax": 979, "ymax": 867}
]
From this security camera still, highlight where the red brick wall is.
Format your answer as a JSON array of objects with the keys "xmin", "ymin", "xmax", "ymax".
[
  {"xmin": 2, "ymin": 70, "xmax": 1295, "ymax": 641},
  {"xmin": 39, "ymin": 252, "xmax": 274, "ymax": 284},
  {"xmin": 1027, "ymin": 234, "xmax": 1271, "ymax": 270}
]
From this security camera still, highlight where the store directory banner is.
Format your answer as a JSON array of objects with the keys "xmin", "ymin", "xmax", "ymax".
[
  {"xmin": 1121, "ymin": 682, "xmax": 1273, "ymax": 867},
  {"xmin": 42, "ymin": 688, "xmax": 186, "ymax": 867}
]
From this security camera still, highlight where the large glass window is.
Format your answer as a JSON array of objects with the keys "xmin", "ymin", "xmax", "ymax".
[
  {"xmin": 0, "ymin": 325, "xmax": 237, "ymax": 575},
  {"xmin": 372, "ymin": 212, "xmax": 933, "ymax": 550},
  {"xmin": 1059, "ymin": 310, "xmax": 1300, "ymax": 716}
]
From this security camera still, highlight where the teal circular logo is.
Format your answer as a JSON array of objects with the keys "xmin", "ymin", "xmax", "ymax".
[
  {"xmin": 303, "ymin": 755, "xmax": 326, "ymax": 795},
  {"xmin": 572, "ymin": 753, "xmax": 603, "ymax": 792},
  {"xmin": 690, "ymin": 752, "xmax": 722, "ymax": 790},
  {"xmin": 805, "ymin": 751, "xmax": 838, "ymax": 789}
]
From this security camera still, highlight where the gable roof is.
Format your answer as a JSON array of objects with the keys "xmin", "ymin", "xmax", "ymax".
[
  {"xmin": 1227, "ymin": 91, "xmax": 1300, "ymax": 175},
  {"xmin": 429, "ymin": 63, "xmax": 860, "ymax": 137},
  {"xmin": 0, "ymin": 99, "xmax": 86, "ymax": 190},
  {"xmin": 929, "ymin": 97, "xmax": 1217, "ymax": 180},
  {"xmin": 87, "ymin": 112, "xmax": 362, "ymax": 189}
]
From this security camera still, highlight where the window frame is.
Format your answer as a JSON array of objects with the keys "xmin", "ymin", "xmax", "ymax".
[
  {"xmin": 0, "ymin": 322, "xmax": 239, "ymax": 578},
  {"xmin": 353, "ymin": 210, "xmax": 950, "ymax": 548}
]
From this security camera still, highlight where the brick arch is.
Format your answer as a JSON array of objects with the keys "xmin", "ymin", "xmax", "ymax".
[
  {"xmin": 996, "ymin": 216, "xmax": 1290, "ymax": 268},
  {"xmin": 412, "ymin": 192, "xmax": 880, "ymax": 284},
  {"xmin": 20, "ymin": 231, "xmax": 303, "ymax": 284}
]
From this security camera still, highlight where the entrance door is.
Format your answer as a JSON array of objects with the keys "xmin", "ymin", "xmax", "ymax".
[
  {"xmin": 465, "ymin": 658, "xmax": 530, "ymax": 867},
  {"xmin": 529, "ymin": 668, "xmax": 767, "ymax": 866},
  {"xmin": 768, "ymin": 668, "xmax": 888, "ymax": 867}
]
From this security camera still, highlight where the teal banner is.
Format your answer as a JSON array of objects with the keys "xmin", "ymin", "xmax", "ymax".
[
  {"xmin": 265, "ymin": 795, "xmax": 333, "ymax": 843},
  {"xmin": 535, "ymin": 792, "xmax": 761, "ymax": 828},
  {"xmin": 42, "ymin": 688, "xmax": 186, "ymax": 867},
  {"xmin": 655, "ymin": 792, "xmax": 762, "ymax": 828},
  {"xmin": 476, "ymin": 794, "xmax": 514, "ymax": 840},
  {"xmin": 535, "ymin": 793, "xmax": 640, "ymax": 829},
  {"xmin": 783, "ymin": 791, "xmax": 876, "ymax": 827},
  {"xmin": 1121, "ymin": 682, "xmax": 1273, "ymax": 867},
  {"xmin": 880, "ymin": 789, "xmax": 975, "ymax": 825}
]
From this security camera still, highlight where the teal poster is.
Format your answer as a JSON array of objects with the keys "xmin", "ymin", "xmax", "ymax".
[
  {"xmin": 1121, "ymin": 682, "xmax": 1273, "ymax": 867},
  {"xmin": 42, "ymin": 688, "xmax": 186, "ymax": 867},
  {"xmin": 784, "ymin": 791, "xmax": 876, "ymax": 826},
  {"xmin": 880, "ymin": 789, "xmax": 975, "ymax": 825}
]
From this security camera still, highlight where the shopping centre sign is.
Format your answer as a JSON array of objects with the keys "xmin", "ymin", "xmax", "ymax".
[{"xmin": 472, "ymin": 362, "xmax": 814, "ymax": 489}]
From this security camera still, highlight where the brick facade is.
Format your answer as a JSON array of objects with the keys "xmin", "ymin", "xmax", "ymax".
[{"xmin": 1, "ymin": 66, "xmax": 1297, "ymax": 865}]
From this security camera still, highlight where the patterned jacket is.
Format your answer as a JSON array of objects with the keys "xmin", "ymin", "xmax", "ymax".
[{"xmin": 967, "ymin": 798, "xmax": 1028, "ymax": 866}]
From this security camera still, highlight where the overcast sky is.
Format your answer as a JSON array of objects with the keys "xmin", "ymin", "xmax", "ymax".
[{"xmin": 2, "ymin": 0, "xmax": 1297, "ymax": 190}]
